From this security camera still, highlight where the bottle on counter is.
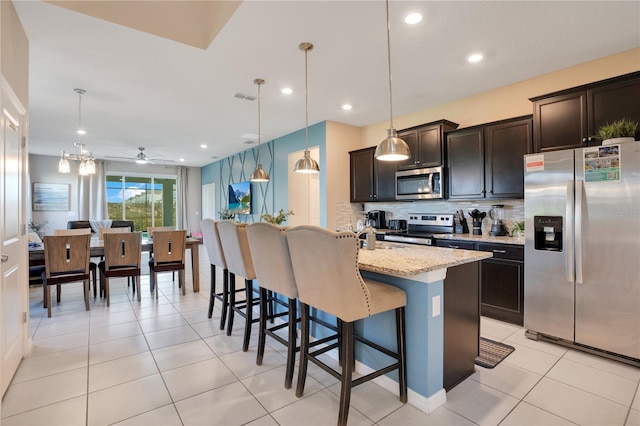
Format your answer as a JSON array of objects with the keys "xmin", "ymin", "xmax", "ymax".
[{"xmin": 365, "ymin": 220, "xmax": 376, "ymax": 250}]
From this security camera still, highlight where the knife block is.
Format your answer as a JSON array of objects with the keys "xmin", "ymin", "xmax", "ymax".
[{"xmin": 472, "ymin": 219, "xmax": 483, "ymax": 235}]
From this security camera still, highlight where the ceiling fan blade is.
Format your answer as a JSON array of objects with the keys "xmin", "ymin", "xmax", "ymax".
[
  {"xmin": 148, "ymin": 158, "xmax": 176, "ymax": 164},
  {"xmin": 105, "ymin": 155, "xmax": 136, "ymax": 161}
]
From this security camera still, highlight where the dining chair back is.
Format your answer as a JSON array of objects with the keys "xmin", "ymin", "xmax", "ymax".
[
  {"xmin": 42, "ymin": 234, "xmax": 92, "ymax": 317},
  {"xmin": 200, "ymin": 219, "xmax": 230, "ymax": 328},
  {"xmin": 100, "ymin": 232, "xmax": 142, "ymax": 303},
  {"xmin": 55, "ymin": 228, "xmax": 91, "ymax": 236},
  {"xmin": 217, "ymin": 220, "xmax": 259, "ymax": 351},
  {"xmin": 286, "ymin": 225, "xmax": 408, "ymax": 425},
  {"xmin": 99, "ymin": 226, "xmax": 128, "ymax": 241},
  {"xmin": 66, "ymin": 220, "xmax": 93, "ymax": 232},
  {"xmin": 54, "ymin": 228, "xmax": 98, "ymax": 296},
  {"xmin": 147, "ymin": 226, "xmax": 174, "ymax": 238},
  {"xmin": 111, "ymin": 220, "xmax": 135, "ymax": 232},
  {"xmin": 246, "ymin": 222, "xmax": 299, "ymax": 388},
  {"xmin": 149, "ymin": 230, "xmax": 186, "ymax": 298}
]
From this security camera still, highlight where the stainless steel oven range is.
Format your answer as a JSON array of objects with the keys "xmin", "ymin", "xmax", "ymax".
[{"xmin": 383, "ymin": 213, "xmax": 454, "ymax": 245}]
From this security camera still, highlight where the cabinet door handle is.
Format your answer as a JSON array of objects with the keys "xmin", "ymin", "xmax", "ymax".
[
  {"xmin": 492, "ymin": 249, "xmax": 506, "ymax": 253},
  {"xmin": 449, "ymin": 245, "xmax": 459, "ymax": 249},
  {"xmin": 1, "ymin": 254, "xmax": 8, "ymax": 263},
  {"xmin": 582, "ymin": 137, "xmax": 587, "ymax": 143}
]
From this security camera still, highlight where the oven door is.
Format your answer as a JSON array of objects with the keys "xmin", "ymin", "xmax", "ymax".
[{"xmin": 395, "ymin": 166, "xmax": 443, "ymax": 200}]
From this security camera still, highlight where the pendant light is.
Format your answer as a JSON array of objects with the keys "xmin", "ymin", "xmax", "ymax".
[
  {"xmin": 58, "ymin": 88, "xmax": 96, "ymax": 175},
  {"xmin": 374, "ymin": 0, "xmax": 411, "ymax": 161},
  {"xmin": 294, "ymin": 42, "xmax": 320, "ymax": 174},
  {"xmin": 250, "ymin": 78, "xmax": 270, "ymax": 182}
]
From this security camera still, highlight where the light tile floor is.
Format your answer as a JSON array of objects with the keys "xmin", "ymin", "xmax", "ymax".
[{"xmin": 2, "ymin": 254, "xmax": 639, "ymax": 425}]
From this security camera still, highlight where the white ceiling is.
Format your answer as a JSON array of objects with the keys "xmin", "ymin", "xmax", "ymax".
[{"xmin": 14, "ymin": 1, "xmax": 640, "ymax": 167}]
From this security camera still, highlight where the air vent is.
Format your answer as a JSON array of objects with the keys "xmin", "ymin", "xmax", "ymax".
[{"xmin": 234, "ymin": 93, "xmax": 257, "ymax": 101}]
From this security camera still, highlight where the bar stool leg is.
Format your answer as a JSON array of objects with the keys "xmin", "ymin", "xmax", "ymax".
[
  {"xmin": 396, "ymin": 306, "xmax": 408, "ymax": 403},
  {"xmin": 257, "ymin": 287, "xmax": 268, "ymax": 365},
  {"xmin": 242, "ymin": 278, "xmax": 253, "ymax": 352},
  {"xmin": 295, "ymin": 303, "xmax": 310, "ymax": 398},
  {"xmin": 208, "ymin": 264, "xmax": 216, "ymax": 319},
  {"xmin": 226, "ymin": 273, "xmax": 236, "ymax": 336},
  {"xmin": 338, "ymin": 320, "xmax": 354, "ymax": 426},
  {"xmin": 285, "ymin": 298, "xmax": 297, "ymax": 389},
  {"xmin": 220, "ymin": 269, "xmax": 229, "ymax": 330}
]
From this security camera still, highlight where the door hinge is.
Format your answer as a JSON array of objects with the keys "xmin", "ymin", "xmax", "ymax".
[
  {"xmin": 23, "ymin": 312, "xmax": 27, "ymax": 323},
  {"xmin": 21, "ymin": 223, "xmax": 27, "ymax": 236},
  {"xmin": 21, "ymin": 136, "xmax": 27, "ymax": 148}
]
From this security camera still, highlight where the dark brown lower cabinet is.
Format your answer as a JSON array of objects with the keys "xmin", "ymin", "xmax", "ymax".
[
  {"xmin": 478, "ymin": 243, "xmax": 524, "ymax": 326},
  {"xmin": 443, "ymin": 261, "xmax": 480, "ymax": 391}
]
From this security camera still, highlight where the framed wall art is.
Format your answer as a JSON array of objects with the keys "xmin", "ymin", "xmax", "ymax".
[{"xmin": 32, "ymin": 182, "xmax": 70, "ymax": 211}]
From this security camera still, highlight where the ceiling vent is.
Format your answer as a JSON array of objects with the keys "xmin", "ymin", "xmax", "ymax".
[{"xmin": 234, "ymin": 92, "xmax": 257, "ymax": 101}]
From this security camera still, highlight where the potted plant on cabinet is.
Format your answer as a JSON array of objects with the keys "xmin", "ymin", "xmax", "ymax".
[
  {"xmin": 218, "ymin": 208, "xmax": 236, "ymax": 221},
  {"xmin": 261, "ymin": 209, "xmax": 294, "ymax": 225},
  {"xmin": 597, "ymin": 118, "xmax": 639, "ymax": 145}
]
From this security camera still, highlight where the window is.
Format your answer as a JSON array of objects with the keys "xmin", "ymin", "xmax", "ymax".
[{"xmin": 106, "ymin": 175, "xmax": 176, "ymax": 232}]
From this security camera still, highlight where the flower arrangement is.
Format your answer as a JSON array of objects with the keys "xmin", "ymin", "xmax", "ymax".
[
  {"xmin": 261, "ymin": 209, "xmax": 294, "ymax": 225},
  {"xmin": 28, "ymin": 219, "xmax": 48, "ymax": 233},
  {"xmin": 218, "ymin": 208, "xmax": 236, "ymax": 220}
]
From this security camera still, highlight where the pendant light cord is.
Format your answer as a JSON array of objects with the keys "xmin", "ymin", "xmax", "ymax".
[
  {"xmin": 386, "ymin": 0, "xmax": 394, "ymax": 130},
  {"xmin": 78, "ymin": 91, "xmax": 83, "ymax": 131},
  {"xmin": 304, "ymin": 45, "xmax": 309, "ymax": 150},
  {"xmin": 257, "ymin": 81, "xmax": 262, "ymax": 164}
]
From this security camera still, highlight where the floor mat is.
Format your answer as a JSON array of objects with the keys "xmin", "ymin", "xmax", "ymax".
[{"xmin": 475, "ymin": 337, "xmax": 515, "ymax": 369}]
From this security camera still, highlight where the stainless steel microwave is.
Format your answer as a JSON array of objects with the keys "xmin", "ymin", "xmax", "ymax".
[{"xmin": 395, "ymin": 166, "xmax": 444, "ymax": 200}]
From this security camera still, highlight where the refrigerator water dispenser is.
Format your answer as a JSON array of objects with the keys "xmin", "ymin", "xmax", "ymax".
[{"xmin": 534, "ymin": 216, "xmax": 563, "ymax": 251}]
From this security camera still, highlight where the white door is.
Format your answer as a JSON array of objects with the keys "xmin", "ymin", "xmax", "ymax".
[
  {"xmin": 1, "ymin": 82, "xmax": 26, "ymax": 396},
  {"xmin": 287, "ymin": 147, "xmax": 320, "ymax": 226},
  {"xmin": 201, "ymin": 183, "xmax": 216, "ymax": 220}
]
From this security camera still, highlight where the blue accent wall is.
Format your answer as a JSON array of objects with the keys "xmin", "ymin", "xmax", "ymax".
[{"xmin": 201, "ymin": 122, "xmax": 326, "ymax": 225}]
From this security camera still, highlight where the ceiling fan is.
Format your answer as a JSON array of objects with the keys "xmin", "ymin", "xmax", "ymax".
[{"xmin": 106, "ymin": 147, "xmax": 175, "ymax": 165}]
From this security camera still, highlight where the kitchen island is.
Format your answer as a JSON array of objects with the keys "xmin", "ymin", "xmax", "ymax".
[{"xmin": 355, "ymin": 243, "xmax": 492, "ymax": 413}]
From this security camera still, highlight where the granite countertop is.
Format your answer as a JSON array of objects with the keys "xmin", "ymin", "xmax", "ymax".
[
  {"xmin": 435, "ymin": 233, "xmax": 525, "ymax": 246},
  {"xmin": 358, "ymin": 242, "xmax": 492, "ymax": 278}
]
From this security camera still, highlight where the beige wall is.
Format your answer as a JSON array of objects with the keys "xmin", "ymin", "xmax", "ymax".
[
  {"xmin": 1, "ymin": 0, "xmax": 29, "ymax": 107},
  {"xmin": 325, "ymin": 120, "xmax": 363, "ymax": 231},
  {"xmin": 361, "ymin": 48, "xmax": 640, "ymax": 150}
]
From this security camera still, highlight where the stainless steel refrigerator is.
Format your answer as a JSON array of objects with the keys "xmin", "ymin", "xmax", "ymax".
[{"xmin": 524, "ymin": 141, "xmax": 640, "ymax": 364}]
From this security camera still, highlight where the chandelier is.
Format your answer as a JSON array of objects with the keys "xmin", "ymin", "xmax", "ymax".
[{"xmin": 58, "ymin": 88, "xmax": 95, "ymax": 175}]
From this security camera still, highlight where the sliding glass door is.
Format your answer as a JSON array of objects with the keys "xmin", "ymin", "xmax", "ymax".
[{"xmin": 106, "ymin": 175, "xmax": 176, "ymax": 232}]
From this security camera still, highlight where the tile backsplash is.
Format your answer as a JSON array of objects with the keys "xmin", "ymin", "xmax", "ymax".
[{"xmin": 336, "ymin": 199, "xmax": 524, "ymax": 235}]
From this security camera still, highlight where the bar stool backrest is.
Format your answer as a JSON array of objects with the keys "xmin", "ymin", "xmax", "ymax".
[
  {"xmin": 200, "ymin": 219, "xmax": 227, "ymax": 269},
  {"xmin": 286, "ymin": 225, "xmax": 371, "ymax": 322},
  {"xmin": 246, "ymin": 222, "xmax": 297, "ymax": 299},
  {"xmin": 217, "ymin": 221, "xmax": 255, "ymax": 280}
]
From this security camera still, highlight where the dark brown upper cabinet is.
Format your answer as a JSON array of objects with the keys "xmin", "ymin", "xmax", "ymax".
[
  {"xmin": 447, "ymin": 116, "xmax": 532, "ymax": 200},
  {"xmin": 397, "ymin": 120, "xmax": 459, "ymax": 170},
  {"xmin": 531, "ymin": 71, "xmax": 640, "ymax": 152},
  {"xmin": 349, "ymin": 147, "xmax": 397, "ymax": 202}
]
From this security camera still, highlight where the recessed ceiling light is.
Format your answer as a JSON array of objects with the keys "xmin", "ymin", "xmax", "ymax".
[
  {"xmin": 200, "ymin": 144, "xmax": 208, "ymax": 148},
  {"xmin": 240, "ymin": 133, "xmax": 260, "ymax": 140},
  {"xmin": 342, "ymin": 104, "xmax": 353, "ymax": 111},
  {"xmin": 404, "ymin": 13, "xmax": 422, "ymax": 25},
  {"xmin": 76, "ymin": 129, "xmax": 86, "ymax": 135},
  {"xmin": 281, "ymin": 87, "xmax": 293, "ymax": 95},
  {"xmin": 467, "ymin": 53, "xmax": 484, "ymax": 63},
  {"xmin": 179, "ymin": 158, "xmax": 185, "ymax": 162}
]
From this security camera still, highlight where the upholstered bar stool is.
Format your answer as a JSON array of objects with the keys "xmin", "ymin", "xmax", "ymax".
[
  {"xmin": 201, "ymin": 219, "xmax": 230, "ymax": 329},
  {"xmin": 246, "ymin": 222, "xmax": 299, "ymax": 388},
  {"xmin": 217, "ymin": 220, "xmax": 260, "ymax": 352},
  {"xmin": 286, "ymin": 226, "xmax": 407, "ymax": 426}
]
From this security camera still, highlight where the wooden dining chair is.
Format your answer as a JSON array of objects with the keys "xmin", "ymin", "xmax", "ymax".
[
  {"xmin": 99, "ymin": 226, "xmax": 128, "ymax": 241},
  {"xmin": 41, "ymin": 234, "xmax": 92, "ymax": 317},
  {"xmin": 149, "ymin": 230, "xmax": 187, "ymax": 298},
  {"xmin": 99, "ymin": 231, "xmax": 142, "ymax": 304},
  {"xmin": 54, "ymin": 228, "xmax": 98, "ymax": 298},
  {"xmin": 147, "ymin": 226, "xmax": 174, "ymax": 238}
]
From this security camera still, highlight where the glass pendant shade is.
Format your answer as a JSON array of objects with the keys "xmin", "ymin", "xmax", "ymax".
[
  {"xmin": 293, "ymin": 149, "xmax": 320, "ymax": 173},
  {"xmin": 58, "ymin": 155, "xmax": 70, "ymax": 173},
  {"xmin": 375, "ymin": 128, "xmax": 410, "ymax": 161},
  {"xmin": 78, "ymin": 160, "xmax": 89, "ymax": 176},
  {"xmin": 250, "ymin": 163, "xmax": 270, "ymax": 182}
]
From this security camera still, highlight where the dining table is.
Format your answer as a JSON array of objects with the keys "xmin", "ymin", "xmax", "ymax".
[{"xmin": 29, "ymin": 236, "xmax": 203, "ymax": 293}]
